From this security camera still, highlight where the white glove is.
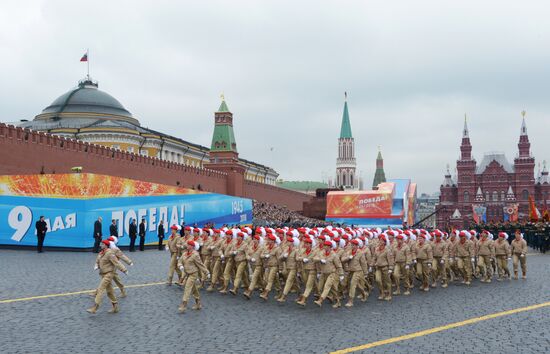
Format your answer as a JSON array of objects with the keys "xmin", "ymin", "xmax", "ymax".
[
  {"xmin": 449, "ymin": 257, "xmax": 454, "ymax": 262},
  {"xmin": 124, "ymin": 270, "xmax": 129, "ymax": 275},
  {"xmin": 413, "ymin": 259, "xmax": 417, "ymax": 264},
  {"xmin": 209, "ymin": 246, "xmax": 214, "ymax": 250},
  {"xmin": 179, "ymin": 266, "xmax": 184, "ymax": 271},
  {"xmin": 320, "ymin": 259, "xmax": 326, "ymax": 264},
  {"xmin": 207, "ymin": 273, "xmax": 211, "ymax": 280},
  {"xmin": 339, "ymin": 275, "xmax": 344, "ymax": 282},
  {"xmin": 316, "ymin": 273, "xmax": 321, "ymax": 280},
  {"xmin": 349, "ymin": 255, "xmax": 354, "ymax": 260},
  {"xmin": 507, "ymin": 257, "xmax": 511, "ymax": 261},
  {"xmin": 520, "ymin": 254, "xmax": 525, "ymax": 258},
  {"xmin": 405, "ymin": 265, "xmax": 410, "ymax": 270},
  {"xmin": 221, "ymin": 255, "xmax": 225, "ymax": 260},
  {"xmin": 93, "ymin": 265, "xmax": 98, "ymax": 271},
  {"xmin": 251, "ymin": 258, "xmax": 256, "ymax": 262},
  {"xmin": 176, "ymin": 256, "xmax": 180, "ymax": 260},
  {"xmin": 265, "ymin": 254, "xmax": 270, "ymax": 259},
  {"xmin": 471, "ymin": 258, "xmax": 475, "ymax": 263},
  {"xmin": 303, "ymin": 258, "xmax": 309, "ymax": 263},
  {"xmin": 232, "ymin": 251, "xmax": 237, "ymax": 256},
  {"xmin": 283, "ymin": 253, "xmax": 288, "ymax": 258},
  {"xmin": 368, "ymin": 267, "xmax": 373, "ymax": 273},
  {"xmin": 440, "ymin": 259, "xmax": 444, "ymax": 264},
  {"xmin": 165, "ymin": 245, "xmax": 169, "ymax": 251},
  {"xmin": 428, "ymin": 263, "xmax": 432, "ymax": 268},
  {"xmin": 388, "ymin": 269, "xmax": 393, "ymax": 274}
]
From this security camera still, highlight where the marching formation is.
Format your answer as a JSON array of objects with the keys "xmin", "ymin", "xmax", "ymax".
[{"xmin": 161, "ymin": 224, "xmax": 528, "ymax": 313}]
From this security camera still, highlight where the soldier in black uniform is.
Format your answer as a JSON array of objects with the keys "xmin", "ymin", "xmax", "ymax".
[
  {"xmin": 35, "ymin": 216, "xmax": 48, "ymax": 253},
  {"xmin": 129, "ymin": 219, "xmax": 137, "ymax": 252},
  {"xmin": 93, "ymin": 217, "xmax": 103, "ymax": 253},
  {"xmin": 139, "ymin": 218, "xmax": 146, "ymax": 251}
]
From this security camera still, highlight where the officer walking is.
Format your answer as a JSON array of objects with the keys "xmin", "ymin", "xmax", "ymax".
[
  {"xmin": 35, "ymin": 216, "xmax": 48, "ymax": 253},
  {"xmin": 128, "ymin": 219, "xmax": 137, "ymax": 252},
  {"xmin": 93, "ymin": 217, "xmax": 103, "ymax": 253},
  {"xmin": 157, "ymin": 220, "xmax": 165, "ymax": 251},
  {"xmin": 109, "ymin": 219, "xmax": 118, "ymax": 237},
  {"xmin": 139, "ymin": 218, "xmax": 146, "ymax": 251}
]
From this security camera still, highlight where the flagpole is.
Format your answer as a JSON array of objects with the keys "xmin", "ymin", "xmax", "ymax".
[{"xmin": 87, "ymin": 48, "xmax": 90, "ymax": 80}]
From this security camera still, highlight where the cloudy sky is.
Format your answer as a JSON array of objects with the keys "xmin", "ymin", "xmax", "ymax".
[{"xmin": 1, "ymin": 1, "xmax": 550, "ymax": 194}]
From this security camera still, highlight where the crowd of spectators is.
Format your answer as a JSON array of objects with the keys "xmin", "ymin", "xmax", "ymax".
[{"xmin": 252, "ymin": 200, "xmax": 327, "ymax": 227}]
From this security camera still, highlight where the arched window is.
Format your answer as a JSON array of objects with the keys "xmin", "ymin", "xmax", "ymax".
[
  {"xmin": 500, "ymin": 191, "xmax": 505, "ymax": 201},
  {"xmin": 343, "ymin": 172, "xmax": 347, "ymax": 186},
  {"xmin": 336, "ymin": 174, "xmax": 340, "ymax": 186},
  {"xmin": 522, "ymin": 190, "xmax": 529, "ymax": 200},
  {"xmin": 485, "ymin": 191, "xmax": 490, "ymax": 201},
  {"xmin": 350, "ymin": 172, "xmax": 354, "ymax": 187},
  {"xmin": 464, "ymin": 191, "xmax": 469, "ymax": 202},
  {"xmin": 492, "ymin": 191, "xmax": 498, "ymax": 201}
]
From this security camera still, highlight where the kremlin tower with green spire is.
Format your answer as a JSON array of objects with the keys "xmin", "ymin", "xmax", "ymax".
[
  {"xmin": 372, "ymin": 146, "xmax": 387, "ymax": 189},
  {"xmin": 335, "ymin": 93, "xmax": 357, "ymax": 190}
]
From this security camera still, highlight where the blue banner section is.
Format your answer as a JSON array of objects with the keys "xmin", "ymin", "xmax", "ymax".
[{"xmin": 0, "ymin": 194, "xmax": 252, "ymax": 248}]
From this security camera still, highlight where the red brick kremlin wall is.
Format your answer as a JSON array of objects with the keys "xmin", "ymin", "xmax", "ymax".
[{"xmin": 0, "ymin": 124, "xmax": 312, "ymax": 210}]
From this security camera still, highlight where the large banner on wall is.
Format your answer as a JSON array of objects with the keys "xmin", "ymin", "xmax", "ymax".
[
  {"xmin": 326, "ymin": 187, "xmax": 394, "ymax": 218},
  {"xmin": 0, "ymin": 174, "xmax": 252, "ymax": 248}
]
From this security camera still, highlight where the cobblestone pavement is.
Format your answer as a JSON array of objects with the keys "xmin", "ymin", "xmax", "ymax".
[{"xmin": 1, "ymin": 249, "xmax": 549, "ymax": 354}]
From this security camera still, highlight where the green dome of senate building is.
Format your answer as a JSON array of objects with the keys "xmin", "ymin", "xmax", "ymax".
[{"xmin": 34, "ymin": 78, "xmax": 139, "ymax": 126}]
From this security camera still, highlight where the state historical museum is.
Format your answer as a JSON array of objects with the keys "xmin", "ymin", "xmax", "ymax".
[{"xmin": 436, "ymin": 113, "xmax": 550, "ymax": 229}]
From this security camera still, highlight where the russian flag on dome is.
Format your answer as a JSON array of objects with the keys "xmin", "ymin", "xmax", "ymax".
[{"xmin": 80, "ymin": 52, "xmax": 88, "ymax": 62}]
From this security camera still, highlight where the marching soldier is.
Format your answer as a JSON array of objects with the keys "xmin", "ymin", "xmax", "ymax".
[
  {"xmin": 243, "ymin": 234, "xmax": 265, "ymax": 299},
  {"xmin": 219, "ymin": 230, "xmax": 236, "ymax": 294},
  {"xmin": 414, "ymin": 234, "xmax": 433, "ymax": 291},
  {"xmin": 87, "ymin": 239, "xmax": 127, "ymax": 314},
  {"xmin": 229, "ymin": 232, "xmax": 249, "ymax": 295},
  {"xmin": 314, "ymin": 240, "xmax": 344, "ymax": 308},
  {"xmin": 277, "ymin": 235, "xmax": 299, "ymax": 303},
  {"xmin": 341, "ymin": 238, "xmax": 369, "ymax": 307},
  {"xmin": 392, "ymin": 234, "xmax": 413, "ymax": 295},
  {"xmin": 207, "ymin": 230, "xmax": 224, "ymax": 291},
  {"xmin": 295, "ymin": 237, "xmax": 317, "ymax": 306},
  {"xmin": 455, "ymin": 231, "xmax": 474, "ymax": 285},
  {"xmin": 166, "ymin": 225, "xmax": 183, "ymax": 285},
  {"xmin": 431, "ymin": 231, "xmax": 448, "ymax": 288},
  {"xmin": 494, "ymin": 232, "xmax": 511, "ymax": 280},
  {"xmin": 260, "ymin": 234, "xmax": 282, "ymax": 301},
  {"xmin": 511, "ymin": 230, "xmax": 528, "ymax": 279},
  {"xmin": 477, "ymin": 231, "xmax": 495, "ymax": 283},
  {"xmin": 373, "ymin": 235, "xmax": 395, "ymax": 301},
  {"xmin": 177, "ymin": 240, "xmax": 210, "ymax": 313}
]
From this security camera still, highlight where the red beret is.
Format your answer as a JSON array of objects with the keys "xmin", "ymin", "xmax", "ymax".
[
  {"xmin": 170, "ymin": 225, "xmax": 179, "ymax": 230},
  {"xmin": 184, "ymin": 226, "xmax": 192, "ymax": 231},
  {"xmin": 225, "ymin": 230, "xmax": 233, "ymax": 235},
  {"xmin": 333, "ymin": 237, "xmax": 341, "ymax": 243},
  {"xmin": 253, "ymin": 234, "xmax": 260, "ymax": 241},
  {"xmin": 193, "ymin": 228, "xmax": 200, "ymax": 233},
  {"xmin": 101, "ymin": 239, "xmax": 111, "ymax": 246},
  {"xmin": 396, "ymin": 234, "xmax": 404, "ymax": 240},
  {"xmin": 268, "ymin": 234, "xmax": 276, "ymax": 241},
  {"xmin": 303, "ymin": 238, "xmax": 312, "ymax": 244},
  {"xmin": 286, "ymin": 231, "xmax": 294, "ymax": 236},
  {"xmin": 187, "ymin": 240, "xmax": 195, "ymax": 247},
  {"xmin": 351, "ymin": 239, "xmax": 359, "ymax": 245},
  {"xmin": 323, "ymin": 240, "xmax": 333, "ymax": 247},
  {"xmin": 286, "ymin": 236, "xmax": 294, "ymax": 242},
  {"xmin": 237, "ymin": 232, "xmax": 245, "ymax": 237}
]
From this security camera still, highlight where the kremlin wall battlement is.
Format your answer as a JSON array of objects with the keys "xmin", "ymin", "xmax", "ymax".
[{"xmin": 0, "ymin": 124, "xmax": 311, "ymax": 211}]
